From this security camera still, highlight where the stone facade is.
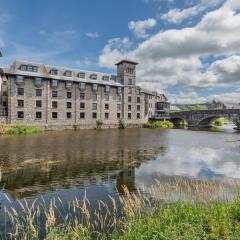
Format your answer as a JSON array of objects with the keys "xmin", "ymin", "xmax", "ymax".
[{"xmin": 0, "ymin": 59, "xmax": 169, "ymax": 129}]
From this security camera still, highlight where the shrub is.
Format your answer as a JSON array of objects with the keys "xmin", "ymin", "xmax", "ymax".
[
  {"xmin": 118, "ymin": 119, "xmax": 126, "ymax": 129},
  {"xmin": 214, "ymin": 118, "xmax": 224, "ymax": 126},
  {"xmin": 144, "ymin": 120, "xmax": 173, "ymax": 129},
  {"xmin": 96, "ymin": 119, "xmax": 103, "ymax": 129}
]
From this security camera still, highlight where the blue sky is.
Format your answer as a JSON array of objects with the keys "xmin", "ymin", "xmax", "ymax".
[{"xmin": 0, "ymin": 0, "xmax": 240, "ymax": 103}]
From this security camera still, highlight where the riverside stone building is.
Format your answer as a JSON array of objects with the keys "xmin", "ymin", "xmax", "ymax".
[{"xmin": 0, "ymin": 60, "xmax": 169, "ymax": 129}]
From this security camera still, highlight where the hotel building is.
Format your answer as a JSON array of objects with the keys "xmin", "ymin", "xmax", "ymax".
[{"xmin": 0, "ymin": 60, "xmax": 170, "ymax": 129}]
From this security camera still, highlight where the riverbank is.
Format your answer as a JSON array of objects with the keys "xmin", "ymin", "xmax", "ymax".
[
  {"xmin": 46, "ymin": 200, "xmax": 240, "ymax": 239},
  {"xmin": 0, "ymin": 125, "xmax": 43, "ymax": 135},
  {"xmin": 143, "ymin": 120, "xmax": 174, "ymax": 129},
  {"xmin": 5, "ymin": 178, "xmax": 240, "ymax": 239}
]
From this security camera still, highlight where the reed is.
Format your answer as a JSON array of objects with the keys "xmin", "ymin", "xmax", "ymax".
[{"xmin": 3, "ymin": 177, "xmax": 240, "ymax": 239}]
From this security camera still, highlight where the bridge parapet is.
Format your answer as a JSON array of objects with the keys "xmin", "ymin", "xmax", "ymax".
[{"xmin": 169, "ymin": 109, "xmax": 240, "ymax": 129}]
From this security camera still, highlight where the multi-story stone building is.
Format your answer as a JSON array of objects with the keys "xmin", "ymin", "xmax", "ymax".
[{"xmin": 0, "ymin": 59, "xmax": 169, "ymax": 128}]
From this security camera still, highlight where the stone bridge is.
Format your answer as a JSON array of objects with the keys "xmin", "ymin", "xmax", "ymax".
[{"xmin": 169, "ymin": 109, "xmax": 240, "ymax": 129}]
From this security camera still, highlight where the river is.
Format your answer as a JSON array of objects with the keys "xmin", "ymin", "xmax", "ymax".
[{"xmin": 0, "ymin": 126, "xmax": 239, "ymax": 236}]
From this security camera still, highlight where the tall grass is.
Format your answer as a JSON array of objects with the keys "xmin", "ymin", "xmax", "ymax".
[
  {"xmin": 0, "ymin": 125, "xmax": 43, "ymax": 135},
  {"xmin": 3, "ymin": 177, "xmax": 240, "ymax": 239}
]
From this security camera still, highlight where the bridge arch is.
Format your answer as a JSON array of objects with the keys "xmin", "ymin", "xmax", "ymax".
[
  {"xmin": 197, "ymin": 116, "xmax": 221, "ymax": 128},
  {"xmin": 170, "ymin": 117, "xmax": 188, "ymax": 127}
]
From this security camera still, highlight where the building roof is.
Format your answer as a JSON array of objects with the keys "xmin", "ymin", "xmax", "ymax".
[{"xmin": 115, "ymin": 59, "xmax": 139, "ymax": 66}]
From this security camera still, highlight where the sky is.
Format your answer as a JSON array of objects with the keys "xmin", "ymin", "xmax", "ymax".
[{"xmin": 0, "ymin": 0, "xmax": 240, "ymax": 104}]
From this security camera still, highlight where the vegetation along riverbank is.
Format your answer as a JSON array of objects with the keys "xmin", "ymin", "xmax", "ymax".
[
  {"xmin": 144, "ymin": 120, "xmax": 174, "ymax": 129},
  {"xmin": 0, "ymin": 125, "xmax": 43, "ymax": 135},
  {"xmin": 4, "ymin": 177, "xmax": 240, "ymax": 239}
]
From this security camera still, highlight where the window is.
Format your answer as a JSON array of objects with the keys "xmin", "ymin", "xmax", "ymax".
[
  {"xmin": 92, "ymin": 112, "xmax": 97, "ymax": 119},
  {"xmin": 117, "ymin": 113, "xmax": 121, "ymax": 119},
  {"xmin": 66, "ymin": 82, "xmax": 72, "ymax": 89},
  {"xmin": 104, "ymin": 94, "xmax": 109, "ymax": 101},
  {"xmin": 52, "ymin": 90, "xmax": 58, "ymax": 98},
  {"xmin": 67, "ymin": 102, "xmax": 72, "ymax": 109},
  {"xmin": 116, "ymin": 76, "xmax": 123, "ymax": 84},
  {"xmin": 65, "ymin": 71, "xmax": 72, "ymax": 77},
  {"xmin": 105, "ymin": 113, "xmax": 109, "ymax": 119},
  {"xmin": 105, "ymin": 103, "xmax": 109, "ymax": 110},
  {"xmin": 67, "ymin": 92, "xmax": 72, "ymax": 98},
  {"xmin": 80, "ymin": 102, "xmax": 85, "ymax": 109},
  {"xmin": 128, "ymin": 96, "xmax": 132, "ymax": 103},
  {"xmin": 35, "ymin": 77, "xmax": 43, "ymax": 86},
  {"xmin": 80, "ymin": 92, "xmax": 85, "ymax": 100},
  {"xmin": 50, "ymin": 69, "xmax": 58, "ymax": 75},
  {"xmin": 137, "ymin": 105, "xmax": 141, "ymax": 111},
  {"xmin": 16, "ymin": 76, "xmax": 24, "ymax": 84},
  {"xmin": 17, "ymin": 111, "xmax": 24, "ymax": 119},
  {"xmin": 126, "ymin": 67, "xmax": 133, "ymax": 74},
  {"xmin": 36, "ymin": 112, "xmax": 42, "ymax": 119},
  {"xmin": 92, "ymin": 93, "xmax": 97, "ymax": 101},
  {"xmin": 36, "ymin": 100, "xmax": 42, "ymax": 108},
  {"xmin": 80, "ymin": 112, "xmax": 85, "ymax": 119},
  {"xmin": 92, "ymin": 103, "xmax": 97, "ymax": 110},
  {"xmin": 78, "ymin": 72, "xmax": 85, "ymax": 79},
  {"xmin": 3, "ymin": 91, "xmax": 7, "ymax": 96},
  {"xmin": 117, "ymin": 87, "xmax": 122, "ymax": 94},
  {"xmin": 2, "ymin": 101, "xmax": 6, "ymax": 107},
  {"xmin": 17, "ymin": 88, "xmax": 24, "ymax": 96},
  {"xmin": 20, "ymin": 65, "xmax": 38, "ymax": 72},
  {"xmin": 52, "ymin": 101, "xmax": 58, "ymax": 109},
  {"xmin": 90, "ymin": 74, "xmax": 97, "ymax": 80},
  {"xmin": 51, "ymin": 80, "xmax": 59, "ymax": 88},
  {"xmin": 137, "ymin": 97, "xmax": 140, "ymax": 103},
  {"xmin": 128, "ymin": 87, "xmax": 132, "ymax": 94},
  {"xmin": 36, "ymin": 89, "xmax": 42, "ymax": 97},
  {"xmin": 66, "ymin": 112, "xmax": 72, "ymax": 119},
  {"xmin": 105, "ymin": 85, "xmax": 110, "ymax": 93},
  {"xmin": 3, "ymin": 81, "xmax": 6, "ymax": 85},
  {"xmin": 117, "ymin": 104, "xmax": 121, "ymax": 111},
  {"xmin": 79, "ymin": 82, "xmax": 86, "ymax": 90},
  {"xmin": 128, "ymin": 79, "xmax": 133, "ymax": 85},
  {"xmin": 52, "ymin": 112, "xmax": 58, "ymax": 119},
  {"xmin": 128, "ymin": 113, "xmax": 131, "ymax": 119},
  {"xmin": 19, "ymin": 65, "xmax": 27, "ymax": 71},
  {"xmin": 111, "ymin": 75, "xmax": 117, "ymax": 81},
  {"xmin": 136, "ymin": 88, "xmax": 141, "ymax": 95},
  {"xmin": 137, "ymin": 113, "xmax": 140, "ymax": 119},
  {"xmin": 17, "ymin": 100, "xmax": 24, "ymax": 108},
  {"xmin": 92, "ymin": 83, "xmax": 98, "ymax": 91},
  {"xmin": 117, "ymin": 95, "xmax": 121, "ymax": 102},
  {"xmin": 128, "ymin": 105, "xmax": 131, "ymax": 111},
  {"xmin": 103, "ymin": 75, "xmax": 110, "ymax": 81}
]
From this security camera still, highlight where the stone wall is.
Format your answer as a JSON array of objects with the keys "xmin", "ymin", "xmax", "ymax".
[{"xmin": 0, "ymin": 116, "xmax": 7, "ymax": 124}]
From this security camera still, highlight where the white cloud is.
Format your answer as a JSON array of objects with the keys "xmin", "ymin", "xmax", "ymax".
[
  {"xmin": 86, "ymin": 32, "xmax": 99, "ymax": 38},
  {"xmin": 99, "ymin": 37, "xmax": 131, "ymax": 68},
  {"xmin": 128, "ymin": 18, "xmax": 157, "ymax": 38},
  {"xmin": 99, "ymin": 0, "xmax": 240, "ymax": 93},
  {"xmin": 161, "ymin": 0, "xmax": 224, "ymax": 24}
]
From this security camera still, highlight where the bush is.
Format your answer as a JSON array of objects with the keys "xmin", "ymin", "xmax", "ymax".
[
  {"xmin": 118, "ymin": 119, "xmax": 126, "ymax": 129},
  {"xmin": 214, "ymin": 118, "xmax": 224, "ymax": 126},
  {"xmin": 144, "ymin": 120, "xmax": 173, "ymax": 129},
  {"xmin": 96, "ymin": 119, "xmax": 103, "ymax": 129}
]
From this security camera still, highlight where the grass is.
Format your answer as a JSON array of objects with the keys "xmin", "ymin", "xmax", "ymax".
[
  {"xmin": 0, "ymin": 125, "xmax": 43, "ymax": 135},
  {"xmin": 144, "ymin": 120, "xmax": 174, "ymax": 129},
  {"xmin": 3, "ymin": 177, "xmax": 240, "ymax": 239}
]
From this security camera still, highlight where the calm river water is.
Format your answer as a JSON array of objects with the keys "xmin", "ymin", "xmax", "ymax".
[{"xmin": 0, "ymin": 126, "xmax": 239, "ymax": 235}]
